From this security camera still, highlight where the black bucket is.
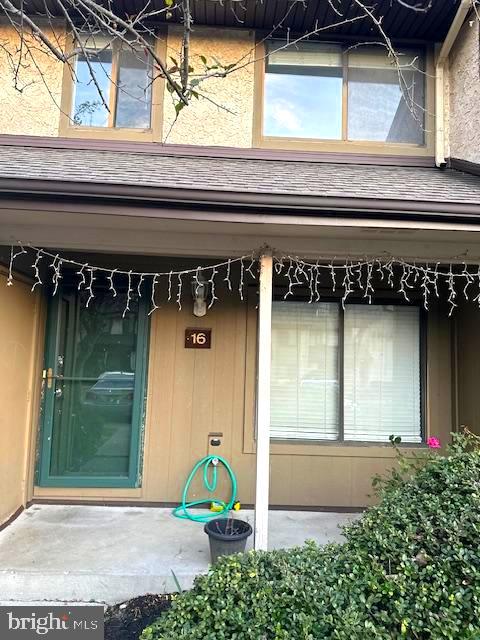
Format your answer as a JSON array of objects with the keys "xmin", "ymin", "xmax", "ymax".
[{"xmin": 204, "ymin": 517, "xmax": 253, "ymax": 563}]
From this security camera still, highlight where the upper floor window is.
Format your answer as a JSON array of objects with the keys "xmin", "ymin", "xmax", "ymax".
[
  {"xmin": 60, "ymin": 33, "xmax": 164, "ymax": 141},
  {"xmin": 262, "ymin": 41, "xmax": 426, "ymax": 147},
  {"xmin": 73, "ymin": 35, "xmax": 153, "ymax": 129}
]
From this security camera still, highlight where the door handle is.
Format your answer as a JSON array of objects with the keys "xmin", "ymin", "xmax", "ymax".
[
  {"xmin": 55, "ymin": 387, "xmax": 63, "ymax": 398},
  {"xmin": 42, "ymin": 369, "xmax": 65, "ymax": 390},
  {"xmin": 43, "ymin": 368, "xmax": 54, "ymax": 389}
]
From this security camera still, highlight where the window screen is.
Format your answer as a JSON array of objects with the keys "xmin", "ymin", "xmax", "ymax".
[{"xmin": 347, "ymin": 48, "xmax": 425, "ymax": 144}]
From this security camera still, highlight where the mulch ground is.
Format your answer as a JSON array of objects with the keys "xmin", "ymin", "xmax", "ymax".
[{"xmin": 104, "ymin": 594, "xmax": 173, "ymax": 640}]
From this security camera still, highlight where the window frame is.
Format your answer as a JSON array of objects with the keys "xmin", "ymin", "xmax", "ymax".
[
  {"xmin": 242, "ymin": 284, "xmax": 428, "ymax": 455},
  {"xmin": 59, "ymin": 30, "xmax": 166, "ymax": 142},
  {"xmin": 252, "ymin": 37, "xmax": 435, "ymax": 157},
  {"xmin": 269, "ymin": 292, "xmax": 427, "ymax": 446}
]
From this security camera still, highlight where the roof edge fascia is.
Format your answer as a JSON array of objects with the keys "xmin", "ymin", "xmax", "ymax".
[
  {"xmin": 1, "ymin": 176, "xmax": 480, "ymax": 224},
  {"xmin": 450, "ymin": 157, "xmax": 480, "ymax": 179}
]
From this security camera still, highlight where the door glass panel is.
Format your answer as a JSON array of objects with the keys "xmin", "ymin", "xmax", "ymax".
[{"xmin": 49, "ymin": 288, "xmax": 140, "ymax": 478}]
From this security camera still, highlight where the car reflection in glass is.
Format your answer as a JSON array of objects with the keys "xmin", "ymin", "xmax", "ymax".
[{"xmin": 83, "ymin": 371, "xmax": 135, "ymax": 421}]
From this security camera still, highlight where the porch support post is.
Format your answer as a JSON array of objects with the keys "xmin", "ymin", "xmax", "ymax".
[{"xmin": 254, "ymin": 249, "xmax": 273, "ymax": 551}]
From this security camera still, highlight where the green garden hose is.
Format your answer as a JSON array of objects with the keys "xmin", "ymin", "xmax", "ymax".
[{"xmin": 172, "ymin": 455, "xmax": 237, "ymax": 523}]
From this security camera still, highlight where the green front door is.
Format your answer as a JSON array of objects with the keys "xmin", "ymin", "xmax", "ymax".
[{"xmin": 38, "ymin": 283, "xmax": 149, "ymax": 488}]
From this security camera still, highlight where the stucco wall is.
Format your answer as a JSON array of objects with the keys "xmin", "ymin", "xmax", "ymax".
[
  {"xmin": 0, "ymin": 271, "xmax": 43, "ymax": 525},
  {"xmin": 0, "ymin": 25, "xmax": 64, "ymax": 137},
  {"xmin": 163, "ymin": 26, "xmax": 255, "ymax": 146},
  {"xmin": 0, "ymin": 21, "xmax": 477, "ymax": 158},
  {"xmin": 0, "ymin": 23, "xmax": 255, "ymax": 145},
  {"xmin": 448, "ymin": 19, "xmax": 480, "ymax": 164}
]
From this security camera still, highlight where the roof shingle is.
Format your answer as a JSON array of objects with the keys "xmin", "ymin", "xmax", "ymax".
[{"xmin": 1, "ymin": 144, "xmax": 480, "ymax": 207}]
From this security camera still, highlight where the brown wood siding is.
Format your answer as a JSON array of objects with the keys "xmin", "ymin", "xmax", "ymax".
[
  {"xmin": 0, "ymin": 270, "xmax": 44, "ymax": 524},
  {"xmin": 142, "ymin": 289, "xmax": 254, "ymax": 503},
  {"xmin": 455, "ymin": 303, "xmax": 480, "ymax": 436},
  {"xmin": 32, "ymin": 286, "xmax": 454, "ymax": 508}
]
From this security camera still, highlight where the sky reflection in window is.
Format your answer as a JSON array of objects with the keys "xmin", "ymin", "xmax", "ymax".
[
  {"xmin": 73, "ymin": 50, "xmax": 112, "ymax": 127},
  {"xmin": 264, "ymin": 72, "xmax": 343, "ymax": 140}
]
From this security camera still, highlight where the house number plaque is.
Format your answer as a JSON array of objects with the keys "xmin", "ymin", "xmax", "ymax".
[{"xmin": 185, "ymin": 328, "xmax": 212, "ymax": 349}]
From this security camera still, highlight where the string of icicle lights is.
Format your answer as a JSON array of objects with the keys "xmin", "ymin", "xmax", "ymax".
[
  {"xmin": 275, "ymin": 255, "xmax": 480, "ymax": 316},
  {"xmin": 6, "ymin": 244, "xmax": 257, "ymax": 317},
  {"xmin": 6, "ymin": 244, "xmax": 480, "ymax": 317}
]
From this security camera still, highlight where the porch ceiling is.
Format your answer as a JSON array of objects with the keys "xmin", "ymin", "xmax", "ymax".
[
  {"xmin": 2, "ymin": 200, "xmax": 480, "ymax": 263},
  {"xmin": 19, "ymin": 0, "xmax": 460, "ymax": 42}
]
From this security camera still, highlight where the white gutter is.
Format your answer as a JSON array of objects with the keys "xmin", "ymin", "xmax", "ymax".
[{"xmin": 435, "ymin": 0, "xmax": 472, "ymax": 168}]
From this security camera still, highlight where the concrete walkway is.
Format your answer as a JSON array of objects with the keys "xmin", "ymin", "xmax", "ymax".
[{"xmin": 0, "ymin": 505, "xmax": 360, "ymax": 605}]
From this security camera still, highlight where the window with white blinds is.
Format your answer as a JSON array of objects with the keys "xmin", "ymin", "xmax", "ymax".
[
  {"xmin": 343, "ymin": 305, "xmax": 421, "ymax": 442},
  {"xmin": 271, "ymin": 302, "xmax": 340, "ymax": 440},
  {"xmin": 270, "ymin": 301, "xmax": 422, "ymax": 443}
]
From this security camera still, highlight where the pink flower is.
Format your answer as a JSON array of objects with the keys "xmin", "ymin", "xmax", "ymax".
[{"xmin": 427, "ymin": 437, "xmax": 441, "ymax": 449}]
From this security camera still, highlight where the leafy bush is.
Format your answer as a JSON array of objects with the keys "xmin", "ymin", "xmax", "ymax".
[{"xmin": 141, "ymin": 434, "xmax": 480, "ymax": 639}]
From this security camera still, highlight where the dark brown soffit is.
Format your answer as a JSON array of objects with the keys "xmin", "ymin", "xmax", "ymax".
[{"xmin": 19, "ymin": 0, "xmax": 460, "ymax": 42}]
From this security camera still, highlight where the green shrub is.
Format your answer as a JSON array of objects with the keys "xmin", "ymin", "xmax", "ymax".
[{"xmin": 141, "ymin": 434, "xmax": 480, "ymax": 639}]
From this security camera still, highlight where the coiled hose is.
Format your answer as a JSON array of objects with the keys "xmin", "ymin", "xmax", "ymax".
[{"xmin": 172, "ymin": 455, "xmax": 237, "ymax": 523}]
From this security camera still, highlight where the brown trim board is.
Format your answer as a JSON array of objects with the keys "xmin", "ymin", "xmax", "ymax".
[
  {"xmin": 29, "ymin": 498, "xmax": 364, "ymax": 513},
  {"xmin": 0, "ymin": 505, "xmax": 24, "ymax": 532},
  {"xmin": 1, "ymin": 177, "xmax": 480, "ymax": 224},
  {"xmin": 450, "ymin": 157, "xmax": 480, "ymax": 179},
  {"xmin": 0, "ymin": 134, "xmax": 435, "ymax": 168}
]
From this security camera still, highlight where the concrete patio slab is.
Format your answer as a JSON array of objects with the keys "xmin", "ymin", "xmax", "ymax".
[{"xmin": 0, "ymin": 505, "xmax": 360, "ymax": 605}]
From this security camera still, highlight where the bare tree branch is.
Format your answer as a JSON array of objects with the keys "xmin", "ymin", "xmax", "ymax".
[
  {"xmin": 1, "ymin": 0, "xmax": 69, "ymax": 61},
  {"xmin": 180, "ymin": 0, "xmax": 191, "ymax": 91},
  {"xmin": 0, "ymin": 0, "xmax": 472, "ymax": 139},
  {"xmin": 72, "ymin": 0, "xmax": 187, "ymax": 103},
  {"xmin": 56, "ymin": 0, "xmax": 110, "ymax": 112}
]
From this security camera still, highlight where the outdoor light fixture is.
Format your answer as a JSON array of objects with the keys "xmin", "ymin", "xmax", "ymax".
[{"xmin": 192, "ymin": 273, "xmax": 209, "ymax": 317}]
